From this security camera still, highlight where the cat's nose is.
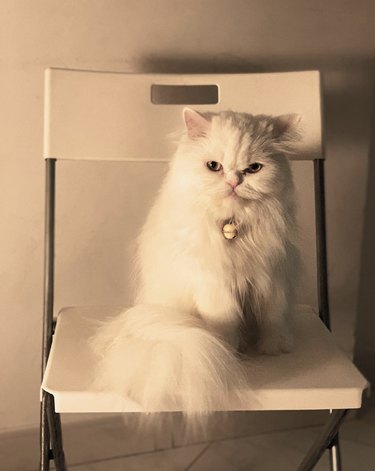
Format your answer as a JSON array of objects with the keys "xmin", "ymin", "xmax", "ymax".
[
  {"xmin": 226, "ymin": 172, "xmax": 243, "ymax": 189},
  {"xmin": 227, "ymin": 180, "xmax": 239, "ymax": 189}
]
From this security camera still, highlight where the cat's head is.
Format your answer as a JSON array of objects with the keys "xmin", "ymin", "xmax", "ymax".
[{"xmin": 170, "ymin": 108, "xmax": 300, "ymax": 216}]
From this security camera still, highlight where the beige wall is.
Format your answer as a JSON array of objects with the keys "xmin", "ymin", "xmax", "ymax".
[{"xmin": 0, "ymin": 0, "xmax": 373, "ymax": 432}]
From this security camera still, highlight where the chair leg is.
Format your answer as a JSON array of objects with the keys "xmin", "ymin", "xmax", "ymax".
[
  {"xmin": 39, "ymin": 393, "xmax": 51, "ymax": 471},
  {"xmin": 296, "ymin": 409, "xmax": 347, "ymax": 471},
  {"xmin": 329, "ymin": 433, "xmax": 342, "ymax": 471},
  {"xmin": 46, "ymin": 392, "xmax": 67, "ymax": 471}
]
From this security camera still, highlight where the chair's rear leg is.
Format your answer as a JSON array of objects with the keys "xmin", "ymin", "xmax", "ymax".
[
  {"xmin": 46, "ymin": 392, "xmax": 67, "ymax": 471},
  {"xmin": 329, "ymin": 433, "xmax": 342, "ymax": 471},
  {"xmin": 296, "ymin": 409, "xmax": 347, "ymax": 471},
  {"xmin": 41, "ymin": 159, "xmax": 67, "ymax": 470},
  {"xmin": 40, "ymin": 392, "xmax": 51, "ymax": 471}
]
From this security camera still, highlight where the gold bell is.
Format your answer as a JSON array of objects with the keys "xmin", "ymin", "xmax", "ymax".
[{"xmin": 222, "ymin": 223, "xmax": 238, "ymax": 240}]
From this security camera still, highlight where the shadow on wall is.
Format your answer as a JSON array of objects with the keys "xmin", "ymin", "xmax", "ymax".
[
  {"xmin": 354, "ymin": 72, "xmax": 375, "ymax": 385},
  {"xmin": 138, "ymin": 54, "xmax": 374, "ymax": 75},
  {"xmin": 138, "ymin": 55, "xmax": 263, "ymax": 74}
]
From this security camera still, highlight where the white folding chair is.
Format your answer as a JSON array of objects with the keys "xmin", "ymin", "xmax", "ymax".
[{"xmin": 40, "ymin": 68, "xmax": 369, "ymax": 471}]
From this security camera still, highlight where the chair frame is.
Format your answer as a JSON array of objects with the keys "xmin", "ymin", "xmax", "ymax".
[{"xmin": 40, "ymin": 156, "xmax": 347, "ymax": 470}]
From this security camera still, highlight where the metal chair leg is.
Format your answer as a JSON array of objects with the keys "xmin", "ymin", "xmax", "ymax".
[
  {"xmin": 329, "ymin": 433, "xmax": 342, "ymax": 471},
  {"xmin": 296, "ymin": 409, "xmax": 348, "ymax": 471},
  {"xmin": 40, "ymin": 159, "xmax": 57, "ymax": 471},
  {"xmin": 46, "ymin": 392, "xmax": 67, "ymax": 471},
  {"xmin": 40, "ymin": 159, "xmax": 67, "ymax": 469},
  {"xmin": 39, "ymin": 393, "xmax": 51, "ymax": 471}
]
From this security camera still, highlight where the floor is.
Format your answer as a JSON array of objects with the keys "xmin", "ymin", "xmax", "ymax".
[{"xmin": 55, "ymin": 401, "xmax": 375, "ymax": 471}]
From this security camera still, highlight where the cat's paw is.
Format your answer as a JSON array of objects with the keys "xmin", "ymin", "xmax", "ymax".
[{"xmin": 257, "ymin": 331, "xmax": 293, "ymax": 355}]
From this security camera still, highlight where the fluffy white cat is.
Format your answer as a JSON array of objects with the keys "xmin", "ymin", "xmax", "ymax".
[{"xmin": 91, "ymin": 108, "xmax": 301, "ymax": 415}]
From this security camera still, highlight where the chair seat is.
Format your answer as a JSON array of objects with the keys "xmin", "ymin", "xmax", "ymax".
[{"xmin": 42, "ymin": 305, "xmax": 368, "ymax": 413}]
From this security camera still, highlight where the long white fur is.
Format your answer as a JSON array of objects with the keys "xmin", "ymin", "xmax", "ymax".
[
  {"xmin": 90, "ymin": 109, "xmax": 301, "ymax": 415},
  {"xmin": 92, "ymin": 305, "xmax": 247, "ymax": 415}
]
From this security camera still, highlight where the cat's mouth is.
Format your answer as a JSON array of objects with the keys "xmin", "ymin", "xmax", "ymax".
[
  {"xmin": 225, "ymin": 187, "xmax": 251, "ymax": 203},
  {"xmin": 227, "ymin": 188, "xmax": 240, "ymax": 199}
]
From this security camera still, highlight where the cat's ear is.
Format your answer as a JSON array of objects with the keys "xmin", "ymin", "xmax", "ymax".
[
  {"xmin": 273, "ymin": 114, "xmax": 302, "ymax": 141},
  {"xmin": 183, "ymin": 108, "xmax": 211, "ymax": 139}
]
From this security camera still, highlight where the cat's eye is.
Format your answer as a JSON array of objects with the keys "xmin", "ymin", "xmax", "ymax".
[
  {"xmin": 206, "ymin": 161, "xmax": 223, "ymax": 172},
  {"xmin": 244, "ymin": 163, "xmax": 263, "ymax": 174}
]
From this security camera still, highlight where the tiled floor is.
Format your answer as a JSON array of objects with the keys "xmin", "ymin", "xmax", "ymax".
[{"xmin": 64, "ymin": 403, "xmax": 375, "ymax": 471}]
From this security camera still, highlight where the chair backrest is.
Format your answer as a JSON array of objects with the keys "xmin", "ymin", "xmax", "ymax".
[{"xmin": 44, "ymin": 68, "xmax": 322, "ymax": 162}]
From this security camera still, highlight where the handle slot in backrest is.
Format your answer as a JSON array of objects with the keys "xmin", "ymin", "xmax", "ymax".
[{"xmin": 151, "ymin": 84, "xmax": 219, "ymax": 105}]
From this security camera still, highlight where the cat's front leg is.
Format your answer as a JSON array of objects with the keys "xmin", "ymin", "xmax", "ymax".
[{"xmin": 256, "ymin": 285, "xmax": 294, "ymax": 355}]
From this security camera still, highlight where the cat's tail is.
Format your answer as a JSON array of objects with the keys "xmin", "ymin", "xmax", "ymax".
[{"xmin": 90, "ymin": 304, "xmax": 248, "ymax": 416}]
